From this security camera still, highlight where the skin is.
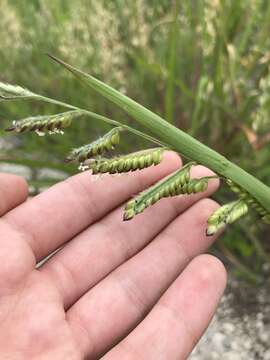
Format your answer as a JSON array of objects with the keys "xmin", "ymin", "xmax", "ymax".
[{"xmin": 0, "ymin": 152, "xmax": 226, "ymax": 359}]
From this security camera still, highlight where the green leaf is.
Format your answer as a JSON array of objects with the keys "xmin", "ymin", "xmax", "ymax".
[
  {"xmin": 47, "ymin": 54, "xmax": 270, "ymax": 214},
  {"xmin": 47, "ymin": 54, "xmax": 227, "ymax": 165}
]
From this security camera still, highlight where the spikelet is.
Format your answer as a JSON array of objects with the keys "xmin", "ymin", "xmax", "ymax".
[
  {"xmin": 123, "ymin": 162, "xmax": 203, "ymax": 220},
  {"xmin": 88, "ymin": 148, "xmax": 165, "ymax": 174},
  {"xmin": 0, "ymin": 82, "xmax": 37, "ymax": 101},
  {"xmin": 226, "ymin": 179, "xmax": 270, "ymax": 222},
  {"xmin": 207, "ymin": 200, "xmax": 249, "ymax": 236},
  {"xmin": 66, "ymin": 127, "xmax": 123, "ymax": 163},
  {"xmin": 179, "ymin": 177, "xmax": 209, "ymax": 194},
  {"xmin": 262, "ymin": 214, "xmax": 270, "ymax": 224},
  {"xmin": 5, "ymin": 110, "xmax": 83, "ymax": 136}
]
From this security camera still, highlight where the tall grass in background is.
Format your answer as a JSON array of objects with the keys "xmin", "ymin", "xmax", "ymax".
[{"xmin": 1, "ymin": 0, "xmax": 270, "ymax": 280}]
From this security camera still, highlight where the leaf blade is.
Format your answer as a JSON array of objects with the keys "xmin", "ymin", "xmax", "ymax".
[{"xmin": 47, "ymin": 54, "xmax": 270, "ymax": 214}]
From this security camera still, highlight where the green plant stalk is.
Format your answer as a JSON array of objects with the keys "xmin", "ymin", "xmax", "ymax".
[
  {"xmin": 218, "ymin": 241, "xmax": 260, "ymax": 284},
  {"xmin": 190, "ymin": 76, "xmax": 208, "ymax": 136},
  {"xmin": 239, "ymin": 223, "xmax": 270, "ymax": 264},
  {"xmin": 48, "ymin": 55, "xmax": 270, "ymax": 213},
  {"xmin": 31, "ymin": 94, "xmax": 166, "ymax": 147},
  {"xmin": 135, "ymin": 57, "xmax": 238, "ymax": 121},
  {"xmin": 165, "ymin": 0, "xmax": 181, "ymax": 124}
]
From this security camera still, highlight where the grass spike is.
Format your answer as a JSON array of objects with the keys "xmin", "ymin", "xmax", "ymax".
[
  {"xmin": 207, "ymin": 200, "xmax": 249, "ymax": 236},
  {"xmin": 66, "ymin": 126, "xmax": 124, "ymax": 163},
  {"xmin": 5, "ymin": 110, "xmax": 84, "ymax": 136},
  {"xmin": 89, "ymin": 148, "xmax": 165, "ymax": 174},
  {"xmin": 123, "ymin": 162, "xmax": 199, "ymax": 221},
  {"xmin": 0, "ymin": 82, "xmax": 38, "ymax": 101},
  {"xmin": 226, "ymin": 179, "xmax": 270, "ymax": 220}
]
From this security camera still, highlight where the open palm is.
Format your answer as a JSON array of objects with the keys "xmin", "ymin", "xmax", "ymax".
[{"xmin": 0, "ymin": 152, "xmax": 226, "ymax": 359}]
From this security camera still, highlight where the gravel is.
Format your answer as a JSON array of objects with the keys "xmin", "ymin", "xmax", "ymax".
[
  {"xmin": 191, "ymin": 275, "xmax": 270, "ymax": 359},
  {"xmin": 0, "ymin": 162, "xmax": 32, "ymax": 180}
]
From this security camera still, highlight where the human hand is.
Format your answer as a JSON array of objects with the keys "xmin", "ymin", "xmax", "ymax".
[{"xmin": 0, "ymin": 152, "xmax": 226, "ymax": 359}]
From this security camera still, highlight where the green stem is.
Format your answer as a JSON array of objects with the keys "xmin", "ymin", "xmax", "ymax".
[
  {"xmin": 48, "ymin": 55, "xmax": 270, "ymax": 213},
  {"xmin": 240, "ymin": 223, "xmax": 270, "ymax": 265},
  {"xmin": 165, "ymin": 0, "xmax": 180, "ymax": 124},
  {"xmin": 218, "ymin": 242, "xmax": 260, "ymax": 283},
  {"xmin": 37, "ymin": 95, "xmax": 166, "ymax": 148}
]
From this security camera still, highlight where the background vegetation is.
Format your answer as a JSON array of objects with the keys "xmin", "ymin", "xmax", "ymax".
[{"xmin": 1, "ymin": 0, "xmax": 270, "ymax": 281}]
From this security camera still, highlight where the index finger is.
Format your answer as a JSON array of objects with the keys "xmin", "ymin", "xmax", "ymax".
[{"xmin": 4, "ymin": 152, "xmax": 181, "ymax": 261}]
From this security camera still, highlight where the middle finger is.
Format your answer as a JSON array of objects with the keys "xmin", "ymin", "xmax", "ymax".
[{"xmin": 41, "ymin": 166, "xmax": 219, "ymax": 308}]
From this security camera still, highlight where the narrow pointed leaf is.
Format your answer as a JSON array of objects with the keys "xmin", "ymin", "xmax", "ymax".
[{"xmin": 48, "ymin": 55, "xmax": 270, "ymax": 213}]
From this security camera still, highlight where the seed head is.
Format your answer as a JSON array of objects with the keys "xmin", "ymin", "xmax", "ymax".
[
  {"xmin": 66, "ymin": 126, "xmax": 123, "ymax": 163},
  {"xmin": 89, "ymin": 148, "xmax": 165, "ymax": 175},
  {"xmin": 0, "ymin": 82, "xmax": 37, "ymax": 101},
  {"xmin": 5, "ymin": 110, "xmax": 83, "ymax": 135},
  {"xmin": 123, "ymin": 162, "xmax": 197, "ymax": 221},
  {"xmin": 207, "ymin": 200, "xmax": 249, "ymax": 236}
]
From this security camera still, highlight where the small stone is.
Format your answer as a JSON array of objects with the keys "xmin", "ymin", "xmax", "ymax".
[
  {"xmin": 243, "ymin": 339, "xmax": 252, "ymax": 349},
  {"xmin": 223, "ymin": 322, "xmax": 235, "ymax": 333},
  {"xmin": 262, "ymin": 263, "xmax": 270, "ymax": 273},
  {"xmin": 37, "ymin": 168, "xmax": 67, "ymax": 181},
  {"xmin": 212, "ymin": 332, "xmax": 226, "ymax": 351},
  {"xmin": 0, "ymin": 162, "xmax": 32, "ymax": 180},
  {"xmin": 264, "ymin": 349, "xmax": 270, "ymax": 360}
]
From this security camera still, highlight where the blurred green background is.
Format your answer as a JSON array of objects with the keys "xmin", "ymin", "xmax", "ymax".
[{"xmin": 1, "ymin": 0, "xmax": 270, "ymax": 281}]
